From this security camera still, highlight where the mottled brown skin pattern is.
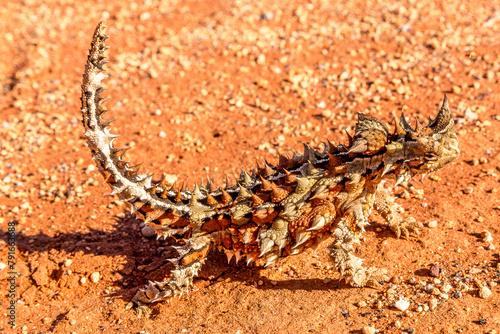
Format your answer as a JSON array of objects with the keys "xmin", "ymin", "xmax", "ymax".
[{"xmin": 81, "ymin": 23, "xmax": 460, "ymax": 317}]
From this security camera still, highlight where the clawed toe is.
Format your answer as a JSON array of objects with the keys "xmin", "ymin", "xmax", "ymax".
[
  {"xmin": 125, "ymin": 301, "xmax": 152, "ymax": 318},
  {"xmin": 349, "ymin": 267, "xmax": 388, "ymax": 288},
  {"xmin": 390, "ymin": 218, "xmax": 422, "ymax": 239}
]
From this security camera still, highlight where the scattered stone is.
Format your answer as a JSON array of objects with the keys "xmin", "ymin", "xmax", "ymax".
[
  {"xmin": 159, "ymin": 131, "xmax": 167, "ymax": 138},
  {"xmin": 362, "ymin": 326, "xmax": 377, "ymax": 334},
  {"xmin": 394, "ymin": 298, "xmax": 410, "ymax": 311},
  {"xmin": 256, "ymin": 54, "xmax": 266, "ymax": 65},
  {"xmin": 321, "ymin": 109, "xmax": 332, "ymax": 118},
  {"xmin": 316, "ymin": 101, "xmax": 326, "ymax": 109},
  {"xmin": 64, "ymin": 259, "xmax": 73, "ymax": 267},
  {"xmin": 457, "ymin": 282, "xmax": 470, "ymax": 292},
  {"xmin": 357, "ymin": 300, "xmax": 367, "ymax": 308},
  {"xmin": 429, "ymin": 298, "xmax": 438, "ymax": 310},
  {"xmin": 464, "ymin": 108, "xmax": 478, "ymax": 122},
  {"xmin": 481, "ymin": 230, "xmax": 493, "ymax": 243},
  {"xmin": 470, "ymin": 268, "xmax": 481, "ymax": 274},
  {"xmin": 32, "ymin": 265, "xmax": 49, "ymax": 287},
  {"xmin": 90, "ymin": 272, "xmax": 100, "ymax": 284},
  {"xmin": 463, "ymin": 187, "xmax": 473, "ymax": 194},
  {"xmin": 80, "ymin": 277, "xmax": 87, "ymax": 285},
  {"xmin": 141, "ymin": 225, "xmax": 156, "ymax": 238},
  {"xmin": 429, "ymin": 264, "xmax": 440, "ymax": 277},
  {"xmin": 428, "ymin": 220, "xmax": 438, "ymax": 228},
  {"xmin": 479, "ymin": 286, "xmax": 492, "ymax": 299},
  {"xmin": 260, "ymin": 11, "xmax": 275, "ymax": 21},
  {"xmin": 86, "ymin": 164, "xmax": 96, "ymax": 173},
  {"xmin": 442, "ymin": 284, "xmax": 452, "ymax": 293}
]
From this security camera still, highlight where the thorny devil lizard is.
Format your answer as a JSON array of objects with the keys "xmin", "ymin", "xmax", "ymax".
[{"xmin": 80, "ymin": 22, "xmax": 460, "ymax": 317}]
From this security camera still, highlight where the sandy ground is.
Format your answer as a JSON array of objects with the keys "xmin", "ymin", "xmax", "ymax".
[{"xmin": 1, "ymin": 0, "xmax": 500, "ymax": 333}]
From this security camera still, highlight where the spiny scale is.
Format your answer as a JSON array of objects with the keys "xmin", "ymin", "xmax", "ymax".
[{"xmin": 81, "ymin": 22, "xmax": 460, "ymax": 317}]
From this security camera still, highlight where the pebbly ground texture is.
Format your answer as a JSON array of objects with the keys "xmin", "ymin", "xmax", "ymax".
[{"xmin": 1, "ymin": 0, "xmax": 500, "ymax": 333}]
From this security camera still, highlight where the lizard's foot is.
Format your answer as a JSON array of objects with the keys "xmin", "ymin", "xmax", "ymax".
[
  {"xmin": 125, "ymin": 281, "xmax": 172, "ymax": 318},
  {"xmin": 125, "ymin": 301, "xmax": 152, "ymax": 318},
  {"xmin": 389, "ymin": 217, "xmax": 423, "ymax": 239}
]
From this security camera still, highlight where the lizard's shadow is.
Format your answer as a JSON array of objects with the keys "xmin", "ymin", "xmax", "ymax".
[{"xmin": 0, "ymin": 210, "xmax": 354, "ymax": 308}]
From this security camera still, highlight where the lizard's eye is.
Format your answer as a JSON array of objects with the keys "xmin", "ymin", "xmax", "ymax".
[{"xmin": 425, "ymin": 154, "xmax": 438, "ymax": 161}]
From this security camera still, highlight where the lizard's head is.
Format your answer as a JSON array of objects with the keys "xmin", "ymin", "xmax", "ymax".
[{"xmin": 395, "ymin": 95, "xmax": 460, "ymax": 176}]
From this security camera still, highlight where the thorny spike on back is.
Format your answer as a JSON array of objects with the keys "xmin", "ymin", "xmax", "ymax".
[{"xmin": 81, "ymin": 22, "xmax": 460, "ymax": 317}]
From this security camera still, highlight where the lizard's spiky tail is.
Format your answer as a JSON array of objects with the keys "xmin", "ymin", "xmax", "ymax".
[{"xmin": 80, "ymin": 22, "xmax": 189, "ymax": 216}]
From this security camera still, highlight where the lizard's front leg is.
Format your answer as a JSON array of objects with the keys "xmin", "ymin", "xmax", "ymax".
[
  {"xmin": 329, "ymin": 196, "xmax": 388, "ymax": 288},
  {"xmin": 373, "ymin": 182, "xmax": 422, "ymax": 238},
  {"xmin": 126, "ymin": 233, "xmax": 212, "ymax": 318}
]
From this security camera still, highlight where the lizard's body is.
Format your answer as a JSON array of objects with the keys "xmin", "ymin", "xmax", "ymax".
[{"xmin": 80, "ymin": 22, "xmax": 459, "ymax": 317}]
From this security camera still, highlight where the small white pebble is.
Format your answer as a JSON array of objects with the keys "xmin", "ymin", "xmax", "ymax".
[
  {"xmin": 479, "ymin": 286, "xmax": 492, "ymax": 299},
  {"xmin": 483, "ymin": 235, "xmax": 493, "ymax": 243},
  {"xmin": 429, "ymin": 298, "xmax": 438, "ymax": 310},
  {"xmin": 394, "ymin": 298, "xmax": 410, "ymax": 311},
  {"xmin": 362, "ymin": 326, "xmax": 377, "ymax": 334},
  {"xmin": 64, "ymin": 259, "xmax": 73, "ymax": 267},
  {"xmin": 317, "ymin": 101, "xmax": 326, "ymax": 109},
  {"xmin": 80, "ymin": 277, "xmax": 87, "ymax": 285},
  {"xmin": 442, "ymin": 284, "xmax": 452, "ymax": 293},
  {"xmin": 428, "ymin": 220, "xmax": 438, "ymax": 228},
  {"xmin": 159, "ymin": 131, "xmax": 167, "ymax": 138},
  {"xmin": 470, "ymin": 268, "xmax": 481, "ymax": 274},
  {"xmin": 90, "ymin": 272, "xmax": 100, "ymax": 284}
]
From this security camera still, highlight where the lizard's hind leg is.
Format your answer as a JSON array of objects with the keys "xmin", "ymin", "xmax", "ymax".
[{"xmin": 127, "ymin": 233, "xmax": 213, "ymax": 317}]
